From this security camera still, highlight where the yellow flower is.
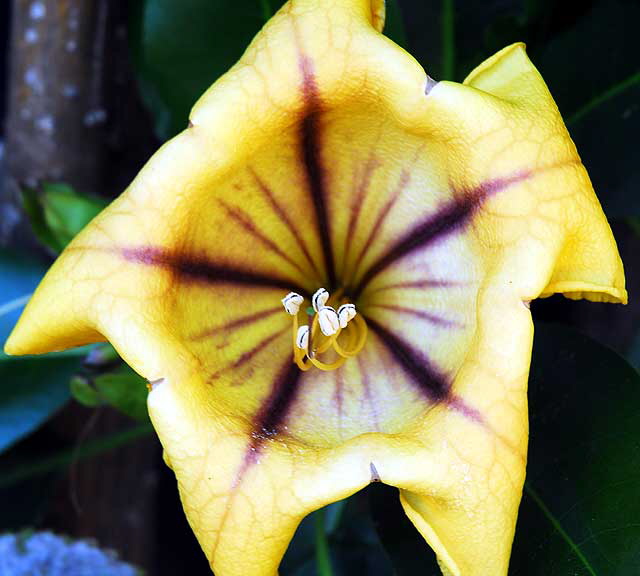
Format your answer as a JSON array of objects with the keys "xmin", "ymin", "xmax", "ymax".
[{"xmin": 5, "ymin": 0, "xmax": 626, "ymax": 574}]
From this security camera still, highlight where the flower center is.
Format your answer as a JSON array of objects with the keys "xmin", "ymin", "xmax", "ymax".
[{"xmin": 281, "ymin": 288, "xmax": 368, "ymax": 372}]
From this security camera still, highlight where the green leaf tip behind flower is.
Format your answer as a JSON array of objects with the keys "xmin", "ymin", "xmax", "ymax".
[{"xmin": 21, "ymin": 182, "xmax": 107, "ymax": 254}]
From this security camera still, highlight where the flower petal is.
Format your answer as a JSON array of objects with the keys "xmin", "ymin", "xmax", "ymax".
[{"xmin": 4, "ymin": 1, "xmax": 626, "ymax": 576}]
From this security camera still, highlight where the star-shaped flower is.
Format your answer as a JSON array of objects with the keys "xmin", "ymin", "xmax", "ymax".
[{"xmin": 5, "ymin": 0, "xmax": 626, "ymax": 574}]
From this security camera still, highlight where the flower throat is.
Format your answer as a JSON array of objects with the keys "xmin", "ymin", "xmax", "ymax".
[{"xmin": 281, "ymin": 288, "xmax": 368, "ymax": 372}]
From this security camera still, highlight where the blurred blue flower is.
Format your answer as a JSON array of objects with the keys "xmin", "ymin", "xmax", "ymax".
[{"xmin": 0, "ymin": 532, "xmax": 140, "ymax": 576}]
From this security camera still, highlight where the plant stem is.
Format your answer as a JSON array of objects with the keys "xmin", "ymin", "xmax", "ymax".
[
  {"xmin": 0, "ymin": 423, "xmax": 153, "ymax": 488},
  {"xmin": 567, "ymin": 70, "xmax": 640, "ymax": 126},
  {"xmin": 315, "ymin": 507, "xmax": 334, "ymax": 576},
  {"xmin": 259, "ymin": 0, "xmax": 273, "ymax": 22},
  {"xmin": 0, "ymin": 293, "xmax": 32, "ymax": 318},
  {"xmin": 442, "ymin": 0, "xmax": 455, "ymax": 80},
  {"xmin": 525, "ymin": 483, "xmax": 597, "ymax": 576}
]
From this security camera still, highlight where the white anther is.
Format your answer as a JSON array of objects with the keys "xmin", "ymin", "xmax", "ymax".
[
  {"xmin": 312, "ymin": 288, "xmax": 329, "ymax": 313},
  {"xmin": 337, "ymin": 303, "xmax": 356, "ymax": 328},
  {"xmin": 296, "ymin": 325, "xmax": 310, "ymax": 349},
  {"xmin": 317, "ymin": 306, "xmax": 340, "ymax": 336},
  {"xmin": 282, "ymin": 292, "xmax": 304, "ymax": 315}
]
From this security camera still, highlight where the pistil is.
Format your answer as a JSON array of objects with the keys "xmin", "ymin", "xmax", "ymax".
[{"xmin": 281, "ymin": 288, "xmax": 368, "ymax": 372}]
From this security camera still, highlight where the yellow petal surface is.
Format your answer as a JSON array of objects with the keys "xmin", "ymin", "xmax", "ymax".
[{"xmin": 5, "ymin": 1, "xmax": 626, "ymax": 575}]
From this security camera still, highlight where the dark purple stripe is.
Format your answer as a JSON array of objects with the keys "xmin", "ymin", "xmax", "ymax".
[
  {"xmin": 367, "ymin": 316, "xmax": 449, "ymax": 402},
  {"xmin": 367, "ymin": 303, "xmax": 463, "ymax": 328},
  {"xmin": 191, "ymin": 306, "xmax": 281, "ymax": 341},
  {"xmin": 121, "ymin": 246, "xmax": 306, "ymax": 294},
  {"xmin": 218, "ymin": 199, "xmax": 306, "ymax": 275},
  {"xmin": 299, "ymin": 56, "xmax": 336, "ymax": 289},
  {"xmin": 353, "ymin": 171, "xmax": 530, "ymax": 298},
  {"xmin": 368, "ymin": 317, "xmax": 485, "ymax": 425},
  {"xmin": 251, "ymin": 359, "xmax": 303, "ymax": 443},
  {"xmin": 250, "ymin": 168, "xmax": 322, "ymax": 279}
]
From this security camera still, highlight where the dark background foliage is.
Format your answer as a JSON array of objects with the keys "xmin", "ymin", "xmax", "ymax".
[{"xmin": 0, "ymin": 0, "xmax": 638, "ymax": 574}]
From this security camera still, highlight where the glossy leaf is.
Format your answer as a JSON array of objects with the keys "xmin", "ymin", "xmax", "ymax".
[
  {"xmin": 131, "ymin": 0, "xmax": 287, "ymax": 139},
  {"xmin": 529, "ymin": 0, "xmax": 640, "ymax": 217},
  {"xmin": 0, "ymin": 355, "xmax": 80, "ymax": 454},
  {"xmin": 69, "ymin": 376, "xmax": 101, "ymax": 407},
  {"xmin": 282, "ymin": 493, "xmax": 393, "ymax": 576},
  {"xmin": 510, "ymin": 323, "xmax": 640, "ymax": 575},
  {"xmin": 0, "ymin": 250, "xmax": 85, "ymax": 454},
  {"xmin": 94, "ymin": 369, "xmax": 150, "ymax": 422},
  {"xmin": 132, "ymin": 0, "xmax": 407, "ymax": 140},
  {"xmin": 0, "ymin": 250, "xmax": 45, "ymax": 345},
  {"xmin": 21, "ymin": 182, "xmax": 107, "ymax": 254}
]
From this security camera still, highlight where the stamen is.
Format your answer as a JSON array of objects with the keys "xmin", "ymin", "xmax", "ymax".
[
  {"xmin": 317, "ymin": 306, "xmax": 340, "ymax": 336},
  {"xmin": 282, "ymin": 288, "xmax": 367, "ymax": 372},
  {"xmin": 296, "ymin": 325, "xmax": 310, "ymax": 349},
  {"xmin": 337, "ymin": 303, "xmax": 356, "ymax": 328},
  {"xmin": 312, "ymin": 288, "xmax": 329, "ymax": 312},
  {"xmin": 282, "ymin": 292, "xmax": 304, "ymax": 315}
]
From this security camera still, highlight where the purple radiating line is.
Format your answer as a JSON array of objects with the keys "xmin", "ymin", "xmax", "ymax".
[
  {"xmin": 357, "ymin": 355, "xmax": 380, "ymax": 432},
  {"xmin": 447, "ymin": 395, "xmax": 483, "ymax": 423},
  {"xmin": 367, "ymin": 303, "xmax": 463, "ymax": 328},
  {"xmin": 299, "ymin": 55, "xmax": 336, "ymax": 289},
  {"xmin": 334, "ymin": 369, "xmax": 345, "ymax": 436},
  {"xmin": 367, "ymin": 278, "xmax": 459, "ymax": 295},
  {"xmin": 348, "ymin": 168, "xmax": 408, "ymax": 286},
  {"xmin": 231, "ymin": 327, "xmax": 288, "ymax": 371},
  {"xmin": 121, "ymin": 246, "xmax": 307, "ymax": 294},
  {"xmin": 352, "ymin": 171, "xmax": 530, "ymax": 298},
  {"xmin": 250, "ymin": 168, "xmax": 322, "ymax": 279},
  {"xmin": 191, "ymin": 306, "xmax": 282, "ymax": 341},
  {"xmin": 218, "ymin": 199, "xmax": 308, "ymax": 276},
  {"xmin": 366, "ymin": 316, "xmax": 449, "ymax": 402},
  {"xmin": 343, "ymin": 153, "xmax": 381, "ymax": 270},
  {"xmin": 209, "ymin": 326, "xmax": 289, "ymax": 382}
]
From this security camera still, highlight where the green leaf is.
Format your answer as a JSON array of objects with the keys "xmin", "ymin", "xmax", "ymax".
[
  {"xmin": 0, "ymin": 355, "xmax": 81, "ymax": 454},
  {"xmin": 21, "ymin": 182, "xmax": 107, "ymax": 253},
  {"xmin": 94, "ymin": 369, "xmax": 150, "ymax": 422},
  {"xmin": 132, "ymin": 0, "xmax": 408, "ymax": 140},
  {"xmin": 69, "ymin": 376, "xmax": 101, "ymax": 407},
  {"xmin": 510, "ymin": 323, "xmax": 640, "ymax": 574},
  {"xmin": 0, "ymin": 249, "xmax": 90, "ymax": 454},
  {"xmin": 0, "ymin": 249, "xmax": 45, "ymax": 345},
  {"xmin": 131, "ymin": 0, "xmax": 287, "ymax": 139}
]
